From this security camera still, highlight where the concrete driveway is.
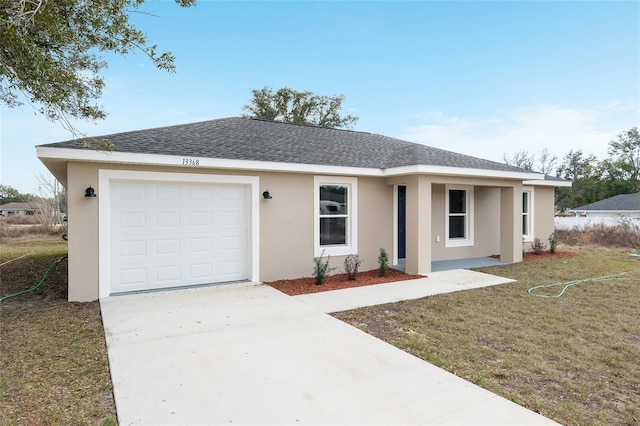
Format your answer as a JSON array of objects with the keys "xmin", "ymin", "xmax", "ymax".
[{"xmin": 101, "ymin": 282, "xmax": 557, "ymax": 425}]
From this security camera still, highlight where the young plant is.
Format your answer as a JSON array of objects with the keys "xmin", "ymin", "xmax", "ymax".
[
  {"xmin": 530, "ymin": 237, "xmax": 546, "ymax": 255},
  {"xmin": 548, "ymin": 232, "xmax": 558, "ymax": 254},
  {"xmin": 378, "ymin": 248, "xmax": 389, "ymax": 277},
  {"xmin": 312, "ymin": 251, "xmax": 336, "ymax": 285},
  {"xmin": 343, "ymin": 254, "xmax": 362, "ymax": 281}
]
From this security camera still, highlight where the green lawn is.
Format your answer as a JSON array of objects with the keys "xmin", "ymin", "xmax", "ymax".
[
  {"xmin": 2, "ymin": 237, "xmax": 638, "ymax": 425},
  {"xmin": 0, "ymin": 236, "xmax": 117, "ymax": 426},
  {"xmin": 335, "ymin": 247, "xmax": 640, "ymax": 425}
]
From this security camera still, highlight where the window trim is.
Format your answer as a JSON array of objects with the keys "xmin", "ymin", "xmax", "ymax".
[
  {"xmin": 522, "ymin": 187, "xmax": 534, "ymax": 242},
  {"xmin": 314, "ymin": 176, "xmax": 358, "ymax": 257},
  {"xmin": 445, "ymin": 185, "xmax": 474, "ymax": 248}
]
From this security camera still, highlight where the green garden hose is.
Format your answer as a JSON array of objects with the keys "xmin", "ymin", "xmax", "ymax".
[
  {"xmin": 528, "ymin": 271, "xmax": 634, "ymax": 299},
  {"xmin": 0, "ymin": 255, "xmax": 68, "ymax": 302}
]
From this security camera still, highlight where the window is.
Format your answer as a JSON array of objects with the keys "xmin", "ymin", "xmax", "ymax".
[
  {"xmin": 522, "ymin": 188, "xmax": 533, "ymax": 241},
  {"xmin": 445, "ymin": 186, "xmax": 473, "ymax": 247},
  {"xmin": 314, "ymin": 176, "xmax": 357, "ymax": 256}
]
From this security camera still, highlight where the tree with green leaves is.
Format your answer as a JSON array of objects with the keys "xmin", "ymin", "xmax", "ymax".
[
  {"xmin": 0, "ymin": 183, "xmax": 32, "ymax": 204},
  {"xmin": 555, "ymin": 149, "xmax": 600, "ymax": 211},
  {"xmin": 242, "ymin": 86, "xmax": 359, "ymax": 129},
  {"xmin": 1, "ymin": 0, "xmax": 196, "ymax": 134},
  {"xmin": 605, "ymin": 126, "xmax": 640, "ymax": 193}
]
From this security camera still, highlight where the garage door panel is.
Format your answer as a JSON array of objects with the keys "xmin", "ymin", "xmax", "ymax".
[
  {"xmin": 155, "ymin": 239, "xmax": 181, "ymax": 255},
  {"xmin": 188, "ymin": 211, "xmax": 213, "ymax": 227},
  {"xmin": 119, "ymin": 268, "xmax": 147, "ymax": 287},
  {"xmin": 119, "ymin": 241, "xmax": 146, "ymax": 257},
  {"xmin": 156, "ymin": 212, "xmax": 181, "ymax": 228},
  {"xmin": 119, "ymin": 183, "xmax": 146, "ymax": 200},
  {"xmin": 110, "ymin": 181, "xmax": 248, "ymax": 294},
  {"xmin": 189, "ymin": 238, "xmax": 213, "ymax": 253},
  {"xmin": 120, "ymin": 212, "xmax": 147, "ymax": 229},
  {"xmin": 156, "ymin": 185, "xmax": 180, "ymax": 200}
]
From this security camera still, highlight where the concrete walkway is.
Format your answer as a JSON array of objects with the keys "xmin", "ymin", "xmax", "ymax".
[
  {"xmin": 101, "ymin": 274, "xmax": 556, "ymax": 425},
  {"xmin": 296, "ymin": 269, "xmax": 515, "ymax": 313}
]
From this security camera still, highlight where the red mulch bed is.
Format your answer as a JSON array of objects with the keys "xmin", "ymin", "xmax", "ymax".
[
  {"xmin": 266, "ymin": 269, "xmax": 424, "ymax": 296},
  {"xmin": 267, "ymin": 251, "xmax": 580, "ymax": 296}
]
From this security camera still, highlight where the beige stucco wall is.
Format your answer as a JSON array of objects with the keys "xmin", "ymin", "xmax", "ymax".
[
  {"xmin": 67, "ymin": 163, "xmax": 100, "ymax": 301},
  {"xmin": 65, "ymin": 162, "xmax": 395, "ymax": 301},
  {"xmin": 532, "ymin": 186, "xmax": 556, "ymax": 247},
  {"xmin": 431, "ymin": 184, "xmax": 505, "ymax": 261},
  {"xmin": 63, "ymin": 159, "xmax": 554, "ymax": 301}
]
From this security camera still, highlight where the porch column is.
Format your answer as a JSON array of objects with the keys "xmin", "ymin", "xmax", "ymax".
[
  {"xmin": 405, "ymin": 176, "xmax": 432, "ymax": 275},
  {"xmin": 500, "ymin": 185, "xmax": 523, "ymax": 263}
]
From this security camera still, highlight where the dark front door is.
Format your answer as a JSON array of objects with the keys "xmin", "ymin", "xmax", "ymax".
[{"xmin": 398, "ymin": 186, "xmax": 406, "ymax": 259}]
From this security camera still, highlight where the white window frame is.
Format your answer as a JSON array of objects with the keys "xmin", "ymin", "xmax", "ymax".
[
  {"xmin": 314, "ymin": 176, "xmax": 358, "ymax": 257},
  {"xmin": 522, "ymin": 187, "xmax": 534, "ymax": 242},
  {"xmin": 445, "ymin": 185, "xmax": 474, "ymax": 248}
]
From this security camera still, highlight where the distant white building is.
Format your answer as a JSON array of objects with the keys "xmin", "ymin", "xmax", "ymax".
[
  {"xmin": 569, "ymin": 192, "xmax": 640, "ymax": 219},
  {"xmin": 0, "ymin": 202, "xmax": 37, "ymax": 216}
]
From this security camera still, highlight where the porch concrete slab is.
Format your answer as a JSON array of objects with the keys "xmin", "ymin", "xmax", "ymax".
[
  {"xmin": 295, "ymin": 269, "xmax": 516, "ymax": 313},
  {"xmin": 101, "ymin": 283, "xmax": 554, "ymax": 426}
]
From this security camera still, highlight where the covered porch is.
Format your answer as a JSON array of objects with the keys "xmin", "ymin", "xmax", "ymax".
[{"xmin": 387, "ymin": 175, "xmax": 524, "ymax": 276}]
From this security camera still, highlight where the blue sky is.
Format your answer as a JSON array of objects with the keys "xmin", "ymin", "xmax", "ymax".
[{"xmin": 2, "ymin": 0, "xmax": 639, "ymax": 194}]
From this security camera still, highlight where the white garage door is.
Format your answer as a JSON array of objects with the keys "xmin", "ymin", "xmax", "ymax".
[{"xmin": 109, "ymin": 181, "xmax": 248, "ymax": 294}]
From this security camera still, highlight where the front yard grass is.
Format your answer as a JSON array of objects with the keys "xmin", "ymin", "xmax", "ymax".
[
  {"xmin": 2, "ymin": 236, "xmax": 638, "ymax": 425},
  {"xmin": 0, "ymin": 236, "xmax": 116, "ymax": 425},
  {"xmin": 335, "ymin": 247, "xmax": 640, "ymax": 425}
]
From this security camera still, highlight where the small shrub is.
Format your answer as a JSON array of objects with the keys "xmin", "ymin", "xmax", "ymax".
[
  {"xmin": 343, "ymin": 254, "xmax": 362, "ymax": 280},
  {"xmin": 378, "ymin": 248, "xmax": 389, "ymax": 277},
  {"xmin": 312, "ymin": 251, "xmax": 336, "ymax": 285},
  {"xmin": 548, "ymin": 232, "xmax": 558, "ymax": 254},
  {"xmin": 530, "ymin": 237, "xmax": 546, "ymax": 255}
]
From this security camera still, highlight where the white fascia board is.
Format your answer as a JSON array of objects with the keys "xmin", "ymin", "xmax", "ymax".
[
  {"xmin": 385, "ymin": 164, "xmax": 544, "ymax": 181},
  {"xmin": 36, "ymin": 146, "xmax": 544, "ymax": 181},
  {"xmin": 524, "ymin": 179, "xmax": 572, "ymax": 187}
]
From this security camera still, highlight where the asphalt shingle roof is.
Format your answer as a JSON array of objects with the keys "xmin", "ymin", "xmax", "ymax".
[
  {"xmin": 572, "ymin": 192, "xmax": 640, "ymax": 211},
  {"xmin": 41, "ymin": 117, "xmax": 533, "ymax": 173}
]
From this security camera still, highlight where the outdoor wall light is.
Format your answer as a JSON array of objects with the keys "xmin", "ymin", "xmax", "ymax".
[
  {"xmin": 262, "ymin": 190, "xmax": 272, "ymax": 199},
  {"xmin": 85, "ymin": 186, "xmax": 97, "ymax": 198}
]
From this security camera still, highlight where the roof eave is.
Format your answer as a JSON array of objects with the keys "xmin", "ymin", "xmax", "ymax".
[
  {"xmin": 523, "ymin": 179, "xmax": 572, "ymax": 187},
  {"xmin": 36, "ymin": 147, "xmax": 544, "ymax": 181}
]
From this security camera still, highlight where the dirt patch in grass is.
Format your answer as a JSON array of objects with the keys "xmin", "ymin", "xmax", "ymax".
[
  {"xmin": 335, "ymin": 248, "xmax": 640, "ymax": 425},
  {"xmin": 0, "ymin": 236, "xmax": 117, "ymax": 425},
  {"xmin": 266, "ymin": 268, "xmax": 424, "ymax": 296}
]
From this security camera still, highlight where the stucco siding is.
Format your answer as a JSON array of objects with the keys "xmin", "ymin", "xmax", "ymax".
[
  {"xmin": 64, "ymin": 162, "xmax": 397, "ymax": 300},
  {"xmin": 533, "ymin": 186, "xmax": 555, "ymax": 246},
  {"xmin": 475, "ymin": 187, "xmax": 501, "ymax": 256},
  {"xmin": 67, "ymin": 162, "xmax": 101, "ymax": 301},
  {"xmin": 354, "ymin": 177, "xmax": 394, "ymax": 274},
  {"xmin": 431, "ymin": 184, "xmax": 501, "ymax": 261},
  {"xmin": 258, "ymin": 173, "xmax": 314, "ymax": 281}
]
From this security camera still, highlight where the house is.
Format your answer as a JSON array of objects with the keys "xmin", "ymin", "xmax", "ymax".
[
  {"xmin": 0, "ymin": 202, "xmax": 37, "ymax": 216},
  {"xmin": 37, "ymin": 117, "xmax": 571, "ymax": 302},
  {"xmin": 570, "ymin": 192, "xmax": 640, "ymax": 219}
]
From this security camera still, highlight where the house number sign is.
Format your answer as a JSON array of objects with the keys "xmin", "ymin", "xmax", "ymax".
[{"xmin": 182, "ymin": 158, "xmax": 200, "ymax": 166}]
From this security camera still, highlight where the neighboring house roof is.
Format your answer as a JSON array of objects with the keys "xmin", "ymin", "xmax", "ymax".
[
  {"xmin": 0, "ymin": 202, "xmax": 37, "ymax": 211},
  {"xmin": 40, "ymin": 117, "xmax": 535, "ymax": 174},
  {"xmin": 571, "ymin": 192, "xmax": 640, "ymax": 211}
]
